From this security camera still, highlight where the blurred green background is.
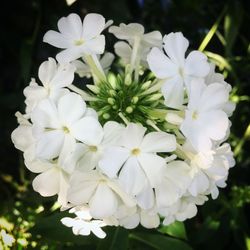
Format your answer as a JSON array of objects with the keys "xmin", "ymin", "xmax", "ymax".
[{"xmin": 0, "ymin": 0, "xmax": 250, "ymax": 249}]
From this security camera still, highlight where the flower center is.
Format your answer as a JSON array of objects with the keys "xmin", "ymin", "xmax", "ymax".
[
  {"xmin": 62, "ymin": 126, "xmax": 70, "ymax": 133},
  {"xmin": 89, "ymin": 145, "xmax": 98, "ymax": 152},
  {"xmin": 74, "ymin": 39, "xmax": 84, "ymax": 46},
  {"xmin": 192, "ymin": 111, "xmax": 198, "ymax": 120},
  {"xmin": 131, "ymin": 148, "xmax": 141, "ymax": 156},
  {"xmin": 178, "ymin": 67, "xmax": 184, "ymax": 77}
]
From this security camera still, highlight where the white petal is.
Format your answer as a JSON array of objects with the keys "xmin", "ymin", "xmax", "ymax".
[
  {"xmin": 31, "ymin": 98, "xmax": 60, "ymax": 128},
  {"xmin": 68, "ymin": 172, "xmax": 99, "ymax": 205},
  {"xmin": 102, "ymin": 121, "xmax": 125, "ymax": 146},
  {"xmin": 58, "ymin": 13, "xmax": 83, "ymax": 39},
  {"xmin": 163, "ymin": 32, "xmax": 188, "ymax": 66},
  {"xmin": 56, "ymin": 46, "xmax": 84, "ymax": 63},
  {"xmin": 35, "ymin": 130, "xmax": 65, "ymax": 159},
  {"xmin": 82, "ymin": 35, "xmax": 105, "ymax": 55},
  {"xmin": 147, "ymin": 47, "xmax": 177, "ymax": 79},
  {"xmin": 188, "ymin": 171, "xmax": 209, "ymax": 196},
  {"xmin": 140, "ymin": 210, "xmax": 160, "ymax": 228},
  {"xmin": 11, "ymin": 125, "xmax": 33, "ymax": 152},
  {"xmin": 98, "ymin": 147, "xmax": 129, "ymax": 178},
  {"xmin": 38, "ymin": 58, "xmax": 57, "ymax": 85},
  {"xmin": 140, "ymin": 131, "xmax": 176, "ymax": 153},
  {"xmin": 43, "ymin": 31, "xmax": 71, "ymax": 48},
  {"xmin": 184, "ymin": 50, "xmax": 210, "ymax": 77},
  {"xmin": 26, "ymin": 159, "xmax": 52, "ymax": 173},
  {"xmin": 49, "ymin": 63, "xmax": 75, "ymax": 89},
  {"xmin": 32, "ymin": 167, "xmax": 60, "ymax": 196},
  {"xmin": 162, "ymin": 77, "xmax": 184, "ymax": 109},
  {"xmin": 119, "ymin": 157, "xmax": 147, "ymax": 196},
  {"xmin": 199, "ymin": 110, "xmax": 229, "ymax": 141},
  {"xmin": 138, "ymin": 153, "xmax": 165, "ymax": 187},
  {"xmin": 89, "ymin": 183, "xmax": 118, "ymax": 218},
  {"xmin": 114, "ymin": 41, "xmax": 131, "ymax": 62},
  {"xmin": 70, "ymin": 117, "xmax": 103, "ymax": 145},
  {"xmin": 82, "ymin": 13, "xmax": 105, "ymax": 39},
  {"xmin": 143, "ymin": 31, "xmax": 162, "ymax": 47},
  {"xmin": 57, "ymin": 92, "xmax": 86, "ymax": 125},
  {"xmin": 136, "ymin": 181, "xmax": 154, "ymax": 209},
  {"xmin": 120, "ymin": 123, "xmax": 146, "ymax": 149},
  {"xmin": 199, "ymin": 83, "xmax": 229, "ymax": 112}
]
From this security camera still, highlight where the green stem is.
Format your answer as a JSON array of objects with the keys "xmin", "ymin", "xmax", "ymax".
[{"xmin": 68, "ymin": 84, "xmax": 97, "ymax": 101}]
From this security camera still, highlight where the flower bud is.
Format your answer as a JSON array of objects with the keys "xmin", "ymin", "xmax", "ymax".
[
  {"xmin": 103, "ymin": 113, "xmax": 110, "ymax": 119},
  {"xmin": 86, "ymin": 84, "xmax": 100, "ymax": 94},
  {"xmin": 126, "ymin": 106, "xmax": 133, "ymax": 113},
  {"xmin": 132, "ymin": 96, "xmax": 139, "ymax": 104},
  {"xmin": 165, "ymin": 113, "xmax": 183, "ymax": 125},
  {"xmin": 147, "ymin": 93, "xmax": 162, "ymax": 102},
  {"xmin": 141, "ymin": 81, "xmax": 151, "ymax": 90},
  {"xmin": 107, "ymin": 97, "xmax": 115, "ymax": 105}
]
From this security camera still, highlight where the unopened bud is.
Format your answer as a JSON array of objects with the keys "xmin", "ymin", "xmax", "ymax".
[
  {"xmin": 103, "ymin": 113, "xmax": 110, "ymax": 120},
  {"xmin": 147, "ymin": 93, "xmax": 162, "ymax": 101},
  {"xmin": 126, "ymin": 106, "xmax": 133, "ymax": 113},
  {"xmin": 141, "ymin": 81, "xmax": 151, "ymax": 90},
  {"xmin": 108, "ymin": 73, "xmax": 117, "ymax": 89},
  {"xmin": 132, "ymin": 96, "xmax": 139, "ymax": 104},
  {"xmin": 165, "ymin": 113, "xmax": 183, "ymax": 125},
  {"xmin": 86, "ymin": 84, "xmax": 99, "ymax": 94},
  {"xmin": 125, "ymin": 74, "xmax": 132, "ymax": 86},
  {"xmin": 108, "ymin": 97, "xmax": 115, "ymax": 105},
  {"xmin": 109, "ymin": 89, "xmax": 116, "ymax": 96}
]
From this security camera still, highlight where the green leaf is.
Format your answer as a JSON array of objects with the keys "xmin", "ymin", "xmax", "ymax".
[
  {"xmin": 130, "ymin": 232, "xmax": 193, "ymax": 250},
  {"xmin": 97, "ymin": 226, "xmax": 129, "ymax": 250},
  {"xmin": 159, "ymin": 221, "xmax": 187, "ymax": 240}
]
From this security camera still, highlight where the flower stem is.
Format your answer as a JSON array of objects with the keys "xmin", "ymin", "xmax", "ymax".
[{"xmin": 84, "ymin": 55, "xmax": 106, "ymax": 83}]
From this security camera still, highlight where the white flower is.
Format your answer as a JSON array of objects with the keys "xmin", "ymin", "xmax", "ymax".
[
  {"xmin": 180, "ymin": 79, "xmax": 230, "ymax": 151},
  {"xmin": 63, "ymin": 121, "xmax": 124, "ymax": 172},
  {"xmin": 61, "ymin": 206, "xmax": 107, "ymax": 238},
  {"xmin": 147, "ymin": 32, "xmax": 210, "ymax": 108},
  {"xmin": 24, "ymin": 58, "xmax": 75, "ymax": 113},
  {"xmin": 182, "ymin": 141, "xmax": 235, "ymax": 198},
  {"xmin": 72, "ymin": 52, "xmax": 114, "ymax": 78},
  {"xmin": 31, "ymin": 92, "xmax": 98, "ymax": 160},
  {"xmin": 67, "ymin": 170, "xmax": 136, "ymax": 219},
  {"xmin": 155, "ymin": 160, "xmax": 191, "ymax": 208},
  {"xmin": 43, "ymin": 13, "xmax": 110, "ymax": 63},
  {"xmin": 160, "ymin": 195, "xmax": 208, "ymax": 225},
  {"xmin": 98, "ymin": 123, "xmax": 176, "ymax": 201},
  {"xmin": 205, "ymin": 63, "xmax": 236, "ymax": 116},
  {"xmin": 110, "ymin": 23, "xmax": 162, "ymax": 70}
]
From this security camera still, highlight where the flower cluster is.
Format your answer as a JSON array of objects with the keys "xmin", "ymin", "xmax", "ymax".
[{"xmin": 12, "ymin": 13, "xmax": 235, "ymax": 238}]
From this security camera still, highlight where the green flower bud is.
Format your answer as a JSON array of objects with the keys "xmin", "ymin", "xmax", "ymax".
[
  {"xmin": 86, "ymin": 84, "xmax": 100, "ymax": 94},
  {"xmin": 126, "ymin": 106, "xmax": 133, "ymax": 113},
  {"xmin": 103, "ymin": 113, "xmax": 110, "ymax": 119},
  {"xmin": 141, "ymin": 80, "xmax": 152, "ymax": 90},
  {"xmin": 132, "ymin": 96, "xmax": 139, "ymax": 104},
  {"xmin": 107, "ymin": 97, "xmax": 115, "ymax": 105}
]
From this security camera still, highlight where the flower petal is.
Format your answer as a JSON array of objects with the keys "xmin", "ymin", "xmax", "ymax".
[
  {"xmin": 98, "ymin": 146, "xmax": 129, "ymax": 178},
  {"xmin": 32, "ymin": 167, "xmax": 60, "ymax": 196},
  {"xmin": 140, "ymin": 131, "xmax": 176, "ymax": 153},
  {"xmin": 138, "ymin": 153, "xmax": 165, "ymax": 187},
  {"xmin": 58, "ymin": 13, "xmax": 83, "ymax": 39},
  {"xmin": 163, "ymin": 32, "xmax": 188, "ymax": 66},
  {"xmin": 120, "ymin": 123, "xmax": 146, "ymax": 149},
  {"xmin": 162, "ymin": 77, "xmax": 184, "ymax": 109},
  {"xmin": 89, "ymin": 183, "xmax": 118, "ymax": 218},
  {"xmin": 57, "ymin": 92, "xmax": 86, "ymax": 126},
  {"xmin": 147, "ymin": 47, "xmax": 177, "ymax": 79},
  {"xmin": 43, "ymin": 31, "xmax": 72, "ymax": 48},
  {"xmin": 119, "ymin": 156, "xmax": 147, "ymax": 196},
  {"xmin": 82, "ymin": 13, "xmax": 106, "ymax": 39},
  {"xmin": 184, "ymin": 50, "xmax": 209, "ymax": 77},
  {"xmin": 70, "ymin": 117, "xmax": 103, "ymax": 145}
]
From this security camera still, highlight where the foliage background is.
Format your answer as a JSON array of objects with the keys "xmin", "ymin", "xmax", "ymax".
[{"xmin": 0, "ymin": 0, "xmax": 249, "ymax": 249}]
